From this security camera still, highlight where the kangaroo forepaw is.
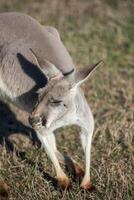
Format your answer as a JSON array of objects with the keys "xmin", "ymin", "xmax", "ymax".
[{"xmin": 29, "ymin": 115, "xmax": 42, "ymax": 129}]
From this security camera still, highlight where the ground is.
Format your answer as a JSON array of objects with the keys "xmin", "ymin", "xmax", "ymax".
[{"xmin": 0, "ymin": 0, "xmax": 134, "ymax": 199}]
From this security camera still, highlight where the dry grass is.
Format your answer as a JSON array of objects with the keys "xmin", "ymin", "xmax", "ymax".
[{"xmin": 0, "ymin": 0, "xmax": 134, "ymax": 199}]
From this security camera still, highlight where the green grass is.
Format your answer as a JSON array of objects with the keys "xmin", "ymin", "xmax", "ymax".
[{"xmin": 0, "ymin": 0, "xmax": 134, "ymax": 199}]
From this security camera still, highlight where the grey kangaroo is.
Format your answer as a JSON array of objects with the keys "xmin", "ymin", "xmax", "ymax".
[{"xmin": 0, "ymin": 12, "xmax": 102, "ymax": 190}]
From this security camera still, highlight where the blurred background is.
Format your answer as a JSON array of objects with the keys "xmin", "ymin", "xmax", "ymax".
[{"xmin": 0, "ymin": 0, "xmax": 134, "ymax": 200}]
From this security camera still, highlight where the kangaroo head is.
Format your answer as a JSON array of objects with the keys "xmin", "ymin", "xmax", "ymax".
[{"xmin": 30, "ymin": 49, "xmax": 102, "ymax": 128}]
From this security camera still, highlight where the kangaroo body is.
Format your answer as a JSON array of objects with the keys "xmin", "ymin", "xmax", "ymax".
[
  {"xmin": 0, "ymin": 12, "xmax": 74, "ymax": 111},
  {"xmin": 0, "ymin": 12, "xmax": 101, "ymax": 190}
]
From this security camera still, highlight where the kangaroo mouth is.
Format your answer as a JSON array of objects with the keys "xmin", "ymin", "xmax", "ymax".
[{"xmin": 29, "ymin": 110, "xmax": 67, "ymax": 129}]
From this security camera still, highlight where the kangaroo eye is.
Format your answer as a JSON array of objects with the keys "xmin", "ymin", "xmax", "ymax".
[{"xmin": 49, "ymin": 98, "xmax": 62, "ymax": 104}]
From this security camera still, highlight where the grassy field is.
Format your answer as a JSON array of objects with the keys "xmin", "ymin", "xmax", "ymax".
[{"xmin": 0, "ymin": 0, "xmax": 134, "ymax": 199}]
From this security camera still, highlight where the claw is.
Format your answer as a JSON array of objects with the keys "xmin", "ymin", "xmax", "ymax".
[
  {"xmin": 56, "ymin": 177, "xmax": 72, "ymax": 190},
  {"xmin": 80, "ymin": 181, "xmax": 96, "ymax": 191}
]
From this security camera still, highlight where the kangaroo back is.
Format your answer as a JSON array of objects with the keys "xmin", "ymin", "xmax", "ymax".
[{"xmin": 0, "ymin": 12, "xmax": 74, "ymax": 73}]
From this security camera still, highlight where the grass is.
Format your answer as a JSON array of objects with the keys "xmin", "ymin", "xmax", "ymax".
[{"xmin": 0, "ymin": 0, "xmax": 134, "ymax": 199}]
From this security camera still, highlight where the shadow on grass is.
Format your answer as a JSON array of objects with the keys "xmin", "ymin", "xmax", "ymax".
[
  {"xmin": 18, "ymin": 151, "xmax": 80, "ymax": 191},
  {"xmin": 0, "ymin": 100, "xmax": 39, "ymax": 150}
]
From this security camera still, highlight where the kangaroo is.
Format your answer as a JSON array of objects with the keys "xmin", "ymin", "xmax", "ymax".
[{"xmin": 0, "ymin": 12, "xmax": 102, "ymax": 190}]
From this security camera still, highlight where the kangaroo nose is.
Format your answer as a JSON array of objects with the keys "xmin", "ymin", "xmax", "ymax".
[{"xmin": 42, "ymin": 116, "xmax": 47, "ymax": 126}]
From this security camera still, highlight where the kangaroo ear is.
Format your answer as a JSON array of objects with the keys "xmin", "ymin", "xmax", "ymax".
[
  {"xmin": 66, "ymin": 60, "xmax": 103, "ymax": 87},
  {"xmin": 30, "ymin": 48, "xmax": 63, "ymax": 79}
]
